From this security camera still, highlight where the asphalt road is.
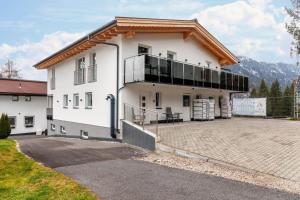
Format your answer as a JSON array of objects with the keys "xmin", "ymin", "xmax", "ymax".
[{"xmin": 15, "ymin": 136, "xmax": 300, "ymax": 200}]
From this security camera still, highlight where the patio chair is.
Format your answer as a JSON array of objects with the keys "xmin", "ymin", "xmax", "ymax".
[
  {"xmin": 164, "ymin": 107, "xmax": 182, "ymax": 123},
  {"xmin": 131, "ymin": 107, "xmax": 145, "ymax": 125}
]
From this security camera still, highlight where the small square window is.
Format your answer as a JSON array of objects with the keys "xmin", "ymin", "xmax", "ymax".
[
  {"xmin": 63, "ymin": 95, "xmax": 68, "ymax": 108},
  {"xmin": 12, "ymin": 96, "xmax": 19, "ymax": 101},
  {"xmin": 51, "ymin": 124, "xmax": 55, "ymax": 131},
  {"xmin": 24, "ymin": 116, "xmax": 34, "ymax": 128},
  {"xmin": 8, "ymin": 117, "xmax": 16, "ymax": 129},
  {"xmin": 60, "ymin": 126, "xmax": 66, "ymax": 134},
  {"xmin": 80, "ymin": 130, "xmax": 89, "ymax": 139},
  {"xmin": 73, "ymin": 94, "xmax": 79, "ymax": 108},
  {"xmin": 25, "ymin": 96, "xmax": 31, "ymax": 102},
  {"xmin": 85, "ymin": 92, "xmax": 92, "ymax": 108}
]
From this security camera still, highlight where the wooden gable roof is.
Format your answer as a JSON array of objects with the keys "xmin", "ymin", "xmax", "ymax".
[{"xmin": 34, "ymin": 17, "xmax": 238, "ymax": 69}]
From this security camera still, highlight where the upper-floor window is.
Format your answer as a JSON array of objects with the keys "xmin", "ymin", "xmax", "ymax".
[
  {"xmin": 88, "ymin": 53, "xmax": 97, "ymax": 82},
  {"xmin": 73, "ymin": 93, "xmax": 79, "ymax": 108},
  {"xmin": 74, "ymin": 57, "xmax": 86, "ymax": 85},
  {"xmin": 85, "ymin": 92, "xmax": 93, "ymax": 109},
  {"xmin": 63, "ymin": 94, "xmax": 68, "ymax": 108},
  {"xmin": 138, "ymin": 44, "xmax": 151, "ymax": 55},
  {"xmin": 167, "ymin": 51, "xmax": 176, "ymax": 60},
  {"xmin": 77, "ymin": 57, "xmax": 85, "ymax": 70},
  {"xmin": 24, "ymin": 116, "xmax": 34, "ymax": 128},
  {"xmin": 50, "ymin": 68, "xmax": 55, "ymax": 90}
]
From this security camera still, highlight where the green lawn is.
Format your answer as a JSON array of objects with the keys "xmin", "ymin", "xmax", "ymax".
[{"xmin": 0, "ymin": 139, "xmax": 98, "ymax": 200}]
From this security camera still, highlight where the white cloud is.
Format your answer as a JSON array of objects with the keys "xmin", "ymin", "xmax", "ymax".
[
  {"xmin": 191, "ymin": 0, "xmax": 293, "ymax": 63},
  {"xmin": 0, "ymin": 31, "xmax": 85, "ymax": 80}
]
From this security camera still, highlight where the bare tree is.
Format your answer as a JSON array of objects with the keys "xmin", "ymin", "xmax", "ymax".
[
  {"xmin": 0, "ymin": 59, "xmax": 21, "ymax": 79},
  {"xmin": 286, "ymin": 0, "xmax": 300, "ymax": 65}
]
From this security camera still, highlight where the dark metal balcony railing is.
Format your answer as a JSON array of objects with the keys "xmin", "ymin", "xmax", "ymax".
[
  {"xmin": 124, "ymin": 54, "xmax": 249, "ymax": 92},
  {"xmin": 74, "ymin": 68, "xmax": 85, "ymax": 85},
  {"xmin": 88, "ymin": 65, "xmax": 97, "ymax": 82}
]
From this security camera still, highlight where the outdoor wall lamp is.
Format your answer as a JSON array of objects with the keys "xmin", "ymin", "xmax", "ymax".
[{"xmin": 159, "ymin": 53, "xmax": 162, "ymax": 56}]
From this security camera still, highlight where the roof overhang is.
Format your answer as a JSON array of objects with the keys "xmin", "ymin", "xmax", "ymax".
[{"xmin": 34, "ymin": 17, "xmax": 239, "ymax": 69}]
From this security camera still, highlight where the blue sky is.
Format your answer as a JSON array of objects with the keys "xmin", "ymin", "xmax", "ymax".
[{"xmin": 0, "ymin": 0, "xmax": 294, "ymax": 80}]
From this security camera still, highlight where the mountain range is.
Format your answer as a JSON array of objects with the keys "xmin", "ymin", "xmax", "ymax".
[{"xmin": 230, "ymin": 56, "xmax": 300, "ymax": 89}]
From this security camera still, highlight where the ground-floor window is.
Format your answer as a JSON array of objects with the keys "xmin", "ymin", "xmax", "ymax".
[
  {"xmin": 50, "ymin": 124, "xmax": 55, "ymax": 131},
  {"xmin": 60, "ymin": 126, "xmax": 66, "ymax": 134},
  {"xmin": 85, "ymin": 92, "xmax": 93, "ymax": 109},
  {"xmin": 24, "ymin": 116, "xmax": 34, "ymax": 128},
  {"xmin": 73, "ymin": 93, "xmax": 79, "ymax": 108},
  {"xmin": 155, "ymin": 92, "xmax": 162, "ymax": 109},
  {"xmin": 8, "ymin": 116, "xmax": 16, "ymax": 129},
  {"xmin": 183, "ymin": 95, "xmax": 190, "ymax": 107}
]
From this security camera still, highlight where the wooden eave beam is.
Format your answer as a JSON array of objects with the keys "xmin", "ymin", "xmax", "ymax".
[
  {"xmin": 124, "ymin": 31, "xmax": 135, "ymax": 39},
  {"xmin": 183, "ymin": 31, "xmax": 193, "ymax": 40}
]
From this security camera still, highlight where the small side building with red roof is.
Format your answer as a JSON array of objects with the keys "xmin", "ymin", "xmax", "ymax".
[{"xmin": 0, "ymin": 78, "xmax": 47, "ymax": 135}]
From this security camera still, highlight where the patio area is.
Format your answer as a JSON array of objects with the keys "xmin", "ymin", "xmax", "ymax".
[{"xmin": 149, "ymin": 118, "xmax": 300, "ymax": 182}]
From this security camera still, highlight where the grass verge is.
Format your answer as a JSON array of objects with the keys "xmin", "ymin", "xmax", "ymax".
[{"xmin": 0, "ymin": 139, "xmax": 98, "ymax": 200}]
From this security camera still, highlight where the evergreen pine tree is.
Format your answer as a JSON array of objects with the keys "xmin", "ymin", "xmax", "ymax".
[
  {"xmin": 282, "ymin": 85, "xmax": 292, "ymax": 117},
  {"xmin": 269, "ymin": 80, "xmax": 282, "ymax": 117},
  {"xmin": 250, "ymin": 88, "xmax": 257, "ymax": 98},
  {"xmin": 0, "ymin": 114, "xmax": 11, "ymax": 139},
  {"xmin": 258, "ymin": 79, "xmax": 269, "ymax": 97}
]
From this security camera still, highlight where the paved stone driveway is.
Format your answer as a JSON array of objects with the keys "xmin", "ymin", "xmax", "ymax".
[{"xmin": 155, "ymin": 118, "xmax": 300, "ymax": 182}]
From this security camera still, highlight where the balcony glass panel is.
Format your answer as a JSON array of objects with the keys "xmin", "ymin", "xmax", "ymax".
[
  {"xmin": 173, "ymin": 61, "xmax": 184, "ymax": 85},
  {"xmin": 244, "ymin": 77, "xmax": 249, "ymax": 92},
  {"xmin": 227, "ymin": 73, "xmax": 233, "ymax": 90},
  {"xmin": 212, "ymin": 70, "xmax": 220, "ymax": 89},
  {"xmin": 233, "ymin": 74, "xmax": 239, "ymax": 91},
  {"xmin": 204, "ymin": 68, "xmax": 212, "ymax": 88},
  {"xmin": 238, "ymin": 76, "xmax": 244, "ymax": 91},
  {"xmin": 194, "ymin": 66, "xmax": 203, "ymax": 87},
  {"xmin": 184, "ymin": 64, "xmax": 194, "ymax": 86},
  {"xmin": 159, "ymin": 59, "xmax": 172, "ymax": 83},
  {"xmin": 145, "ymin": 55, "xmax": 159, "ymax": 82},
  {"xmin": 220, "ymin": 71, "xmax": 226, "ymax": 89}
]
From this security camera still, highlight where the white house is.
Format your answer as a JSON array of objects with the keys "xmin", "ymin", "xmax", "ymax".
[
  {"xmin": 0, "ymin": 79, "xmax": 47, "ymax": 135},
  {"xmin": 34, "ymin": 17, "xmax": 248, "ymax": 140}
]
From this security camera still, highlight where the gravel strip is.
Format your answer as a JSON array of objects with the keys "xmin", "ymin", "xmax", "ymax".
[{"xmin": 135, "ymin": 151, "xmax": 300, "ymax": 194}]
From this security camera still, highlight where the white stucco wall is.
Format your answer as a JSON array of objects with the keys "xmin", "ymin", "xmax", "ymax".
[
  {"xmin": 0, "ymin": 95, "xmax": 47, "ymax": 134},
  {"xmin": 48, "ymin": 32, "xmax": 228, "ymax": 128},
  {"xmin": 48, "ymin": 37, "xmax": 120, "ymax": 128}
]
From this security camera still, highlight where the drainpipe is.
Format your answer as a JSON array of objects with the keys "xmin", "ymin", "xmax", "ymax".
[
  {"xmin": 106, "ymin": 94, "xmax": 116, "ymax": 138},
  {"xmin": 89, "ymin": 39, "xmax": 120, "ymax": 138}
]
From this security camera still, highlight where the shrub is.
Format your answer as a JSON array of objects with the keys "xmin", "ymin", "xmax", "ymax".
[{"xmin": 0, "ymin": 114, "xmax": 11, "ymax": 139}]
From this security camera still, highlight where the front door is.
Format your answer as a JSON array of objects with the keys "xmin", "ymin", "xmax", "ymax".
[{"xmin": 139, "ymin": 93, "xmax": 148, "ymax": 123}]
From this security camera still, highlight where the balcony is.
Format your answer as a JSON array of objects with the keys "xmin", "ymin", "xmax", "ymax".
[
  {"xmin": 88, "ymin": 65, "xmax": 97, "ymax": 82},
  {"xmin": 74, "ymin": 68, "xmax": 85, "ymax": 85},
  {"xmin": 124, "ymin": 54, "xmax": 249, "ymax": 92}
]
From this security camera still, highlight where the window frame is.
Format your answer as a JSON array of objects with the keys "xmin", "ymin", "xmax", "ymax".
[
  {"xmin": 155, "ymin": 92, "xmax": 162, "ymax": 109},
  {"xmin": 182, "ymin": 95, "xmax": 191, "ymax": 107},
  {"xmin": 85, "ymin": 92, "xmax": 93, "ymax": 109},
  {"xmin": 8, "ymin": 116, "xmax": 16, "ymax": 129},
  {"xmin": 12, "ymin": 95, "xmax": 19, "ymax": 101},
  {"xmin": 60, "ymin": 126, "xmax": 66, "ymax": 134},
  {"xmin": 25, "ymin": 96, "xmax": 31, "ymax": 102},
  {"xmin": 50, "ymin": 124, "xmax": 55, "ymax": 131},
  {"xmin": 63, "ymin": 94, "xmax": 68, "ymax": 108},
  {"xmin": 73, "ymin": 93, "xmax": 79, "ymax": 109},
  {"xmin": 24, "ymin": 116, "xmax": 34, "ymax": 128}
]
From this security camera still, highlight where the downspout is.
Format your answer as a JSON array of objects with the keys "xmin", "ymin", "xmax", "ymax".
[{"xmin": 89, "ymin": 39, "xmax": 120, "ymax": 139}]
